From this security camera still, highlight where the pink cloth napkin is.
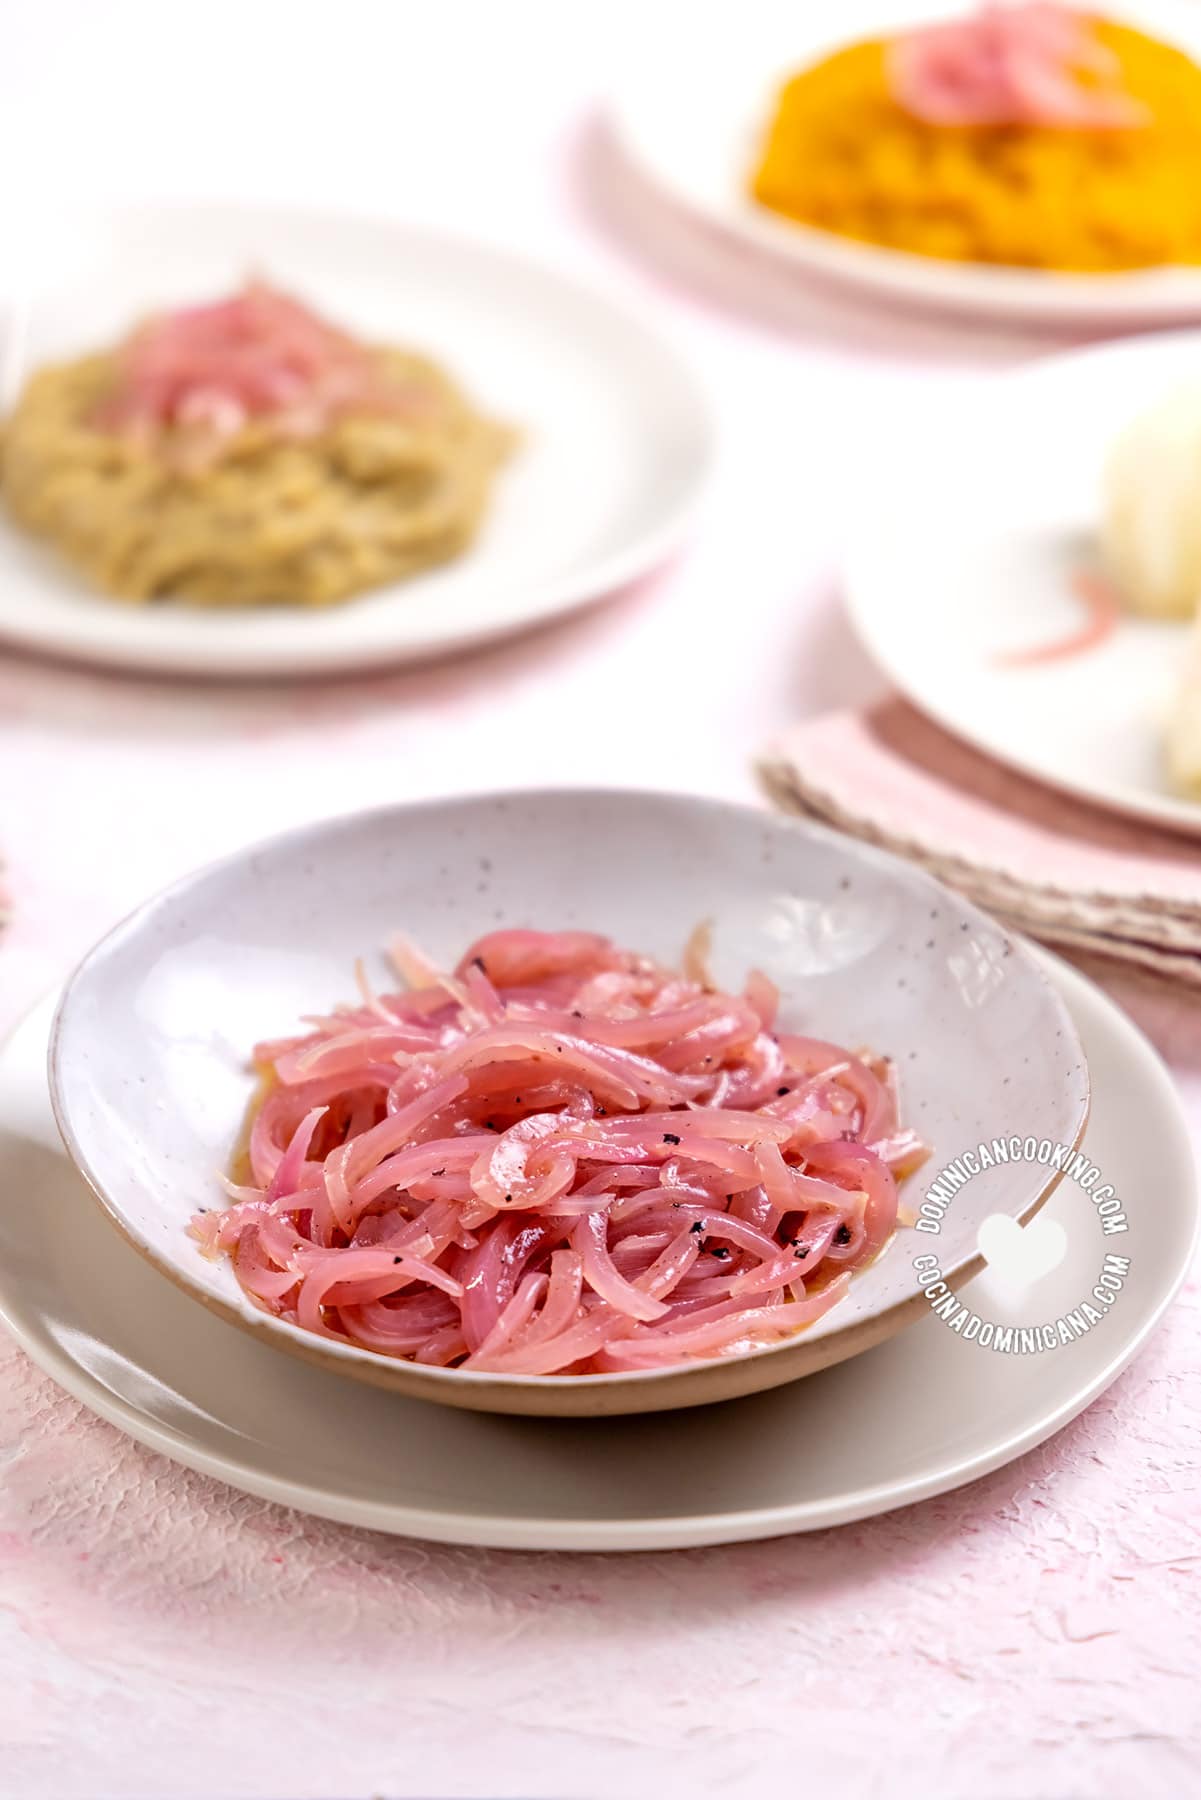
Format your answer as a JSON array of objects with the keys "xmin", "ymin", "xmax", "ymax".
[{"xmin": 759, "ymin": 698, "xmax": 1201, "ymax": 988}]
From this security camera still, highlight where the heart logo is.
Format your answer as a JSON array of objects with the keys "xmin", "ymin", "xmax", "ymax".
[{"xmin": 977, "ymin": 1212, "xmax": 1068, "ymax": 1288}]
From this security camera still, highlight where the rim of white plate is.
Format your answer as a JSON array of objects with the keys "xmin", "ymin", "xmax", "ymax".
[{"xmin": 0, "ymin": 199, "xmax": 713, "ymax": 678}]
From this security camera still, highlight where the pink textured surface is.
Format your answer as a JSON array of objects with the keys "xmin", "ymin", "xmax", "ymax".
[
  {"xmin": 0, "ymin": 3, "xmax": 1199, "ymax": 1794},
  {"xmin": 0, "ymin": 1301, "xmax": 1198, "ymax": 1800}
]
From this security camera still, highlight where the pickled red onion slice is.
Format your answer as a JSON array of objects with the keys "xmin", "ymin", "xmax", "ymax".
[
  {"xmin": 193, "ymin": 928, "xmax": 928, "ymax": 1373},
  {"xmin": 888, "ymin": 4, "xmax": 1146, "ymax": 129}
]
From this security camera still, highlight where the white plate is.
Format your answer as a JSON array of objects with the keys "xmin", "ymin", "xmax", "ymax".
[
  {"xmin": 609, "ymin": 2, "xmax": 1201, "ymax": 327},
  {"xmin": 845, "ymin": 330, "xmax": 1201, "ymax": 833},
  {"xmin": 7, "ymin": 945, "xmax": 1194, "ymax": 1550},
  {"xmin": 0, "ymin": 202, "xmax": 710, "ymax": 676},
  {"xmin": 48, "ymin": 788, "xmax": 1088, "ymax": 1416}
]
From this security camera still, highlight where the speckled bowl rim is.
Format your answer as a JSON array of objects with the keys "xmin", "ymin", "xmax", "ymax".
[{"xmin": 47, "ymin": 788, "xmax": 1090, "ymax": 1416}]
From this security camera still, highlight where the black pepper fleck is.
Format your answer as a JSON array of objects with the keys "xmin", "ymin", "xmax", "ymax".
[
  {"xmin": 777, "ymin": 1086, "xmax": 790, "ymax": 1097},
  {"xmin": 834, "ymin": 1224, "xmax": 852, "ymax": 1246},
  {"xmin": 689, "ymin": 1220, "xmax": 705, "ymax": 1235},
  {"xmin": 663, "ymin": 1132, "xmax": 681, "ymax": 1145}
]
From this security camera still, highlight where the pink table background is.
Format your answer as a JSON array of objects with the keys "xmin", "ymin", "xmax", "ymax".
[{"xmin": 1, "ymin": 3, "xmax": 1199, "ymax": 1793}]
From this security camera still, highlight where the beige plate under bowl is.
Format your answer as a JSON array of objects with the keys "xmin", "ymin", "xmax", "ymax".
[{"xmin": 48, "ymin": 788, "xmax": 1089, "ymax": 1416}]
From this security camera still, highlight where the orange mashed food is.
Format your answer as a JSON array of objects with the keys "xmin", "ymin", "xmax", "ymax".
[{"xmin": 750, "ymin": 21, "xmax": 1201, "ymax": 270}]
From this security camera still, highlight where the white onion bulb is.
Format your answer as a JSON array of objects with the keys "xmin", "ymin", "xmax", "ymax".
[
  {"xmin": 1168, "ymin": 610, "xmax": 1201, "ymax": 796},
  {"xmin": 1101, "ymin": 383, "xmax": 1201, "ymax": 620}
]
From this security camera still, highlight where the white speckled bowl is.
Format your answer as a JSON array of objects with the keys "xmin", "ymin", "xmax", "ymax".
[{"xmin": 49, "ymin": 790, "xmax": 1089, "ymax": 1417}]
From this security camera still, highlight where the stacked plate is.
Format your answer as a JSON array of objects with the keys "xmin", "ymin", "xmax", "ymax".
[{"xmin": 5, "ymin": 790, "xmax": 1193, "ymax": 1550}]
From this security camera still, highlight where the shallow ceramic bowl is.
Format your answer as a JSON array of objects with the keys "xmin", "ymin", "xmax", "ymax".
[{"xmin": 49, "ymin": 789, "xmax": 1089, "ymax": 1417}]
